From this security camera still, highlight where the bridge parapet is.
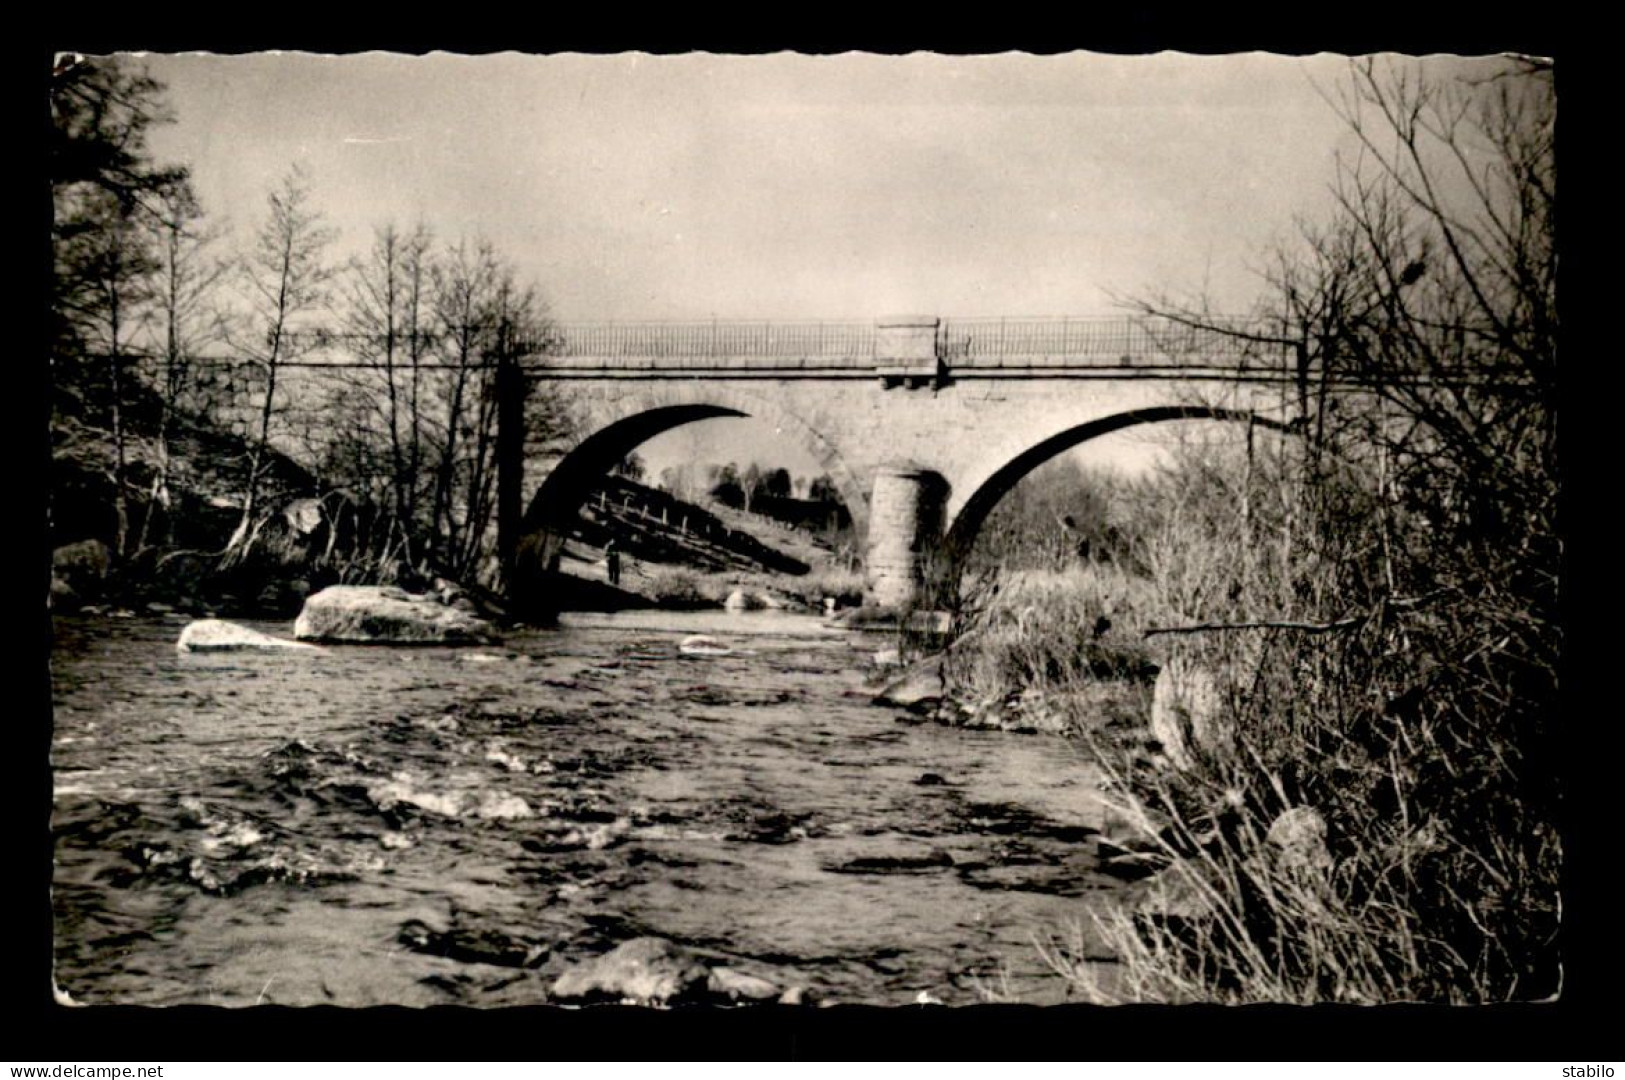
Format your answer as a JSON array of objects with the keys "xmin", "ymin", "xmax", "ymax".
[
  {"xmin": 520, "ymin": 315, "xmax": 1291, "ymax": 376},
  {"xmin": 938, "ymin": 316, "xmax": 1283, "ymax": 367},
  {"xmin": 530, "ymin": 320, "xmax": 877, "ymax": 362}
]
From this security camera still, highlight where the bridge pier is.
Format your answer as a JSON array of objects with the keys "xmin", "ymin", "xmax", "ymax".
[
  {"xmin": 496, "ymin": 351, "xmax": 525, "ymax": 588},
  {"xmin": 864, "ymin": 463, "xmax": 949, "ymax": 611}
]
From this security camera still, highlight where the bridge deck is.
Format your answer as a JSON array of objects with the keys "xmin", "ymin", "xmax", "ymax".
[{"xmin": 93, "ymin": 315, "xmax": 1357, "ymax": 377}]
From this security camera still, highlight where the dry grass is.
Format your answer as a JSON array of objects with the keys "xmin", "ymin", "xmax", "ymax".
[
  {"xmin": 775, "ymin": 566, "xmax": 866, "ymax": 609},
  {"xmin": 633, "ymin": 564, "xmax": 713, "ymax": 608},
  {"xmin": 1063, "ymin": 691, "xmax": 1562, "ymax": 1005},
  {"xmin": 1011, "ymin": 432, "xmax": 1562, "ymax": 1005},
  {"xmin": 629, "ymin": 562, "xmax": 865, "ymax": 612},
  {"xmin": 915, "ymin": 565, "xmax": 1155, "ymax": 737},
  {"xmin": 942, "ymin": 566, "xmax": 1156, "ymax": 705}
]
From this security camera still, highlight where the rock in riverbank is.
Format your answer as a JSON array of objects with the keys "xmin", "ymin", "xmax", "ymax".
[
  {"xmin": 723, "ymin": 588, "xmax": 765, "ymax": 612},
  {"xmin": 1266, "ymin": 805, "xmax": 1332, "ymax": 874},
  {"xmin": 293, "ymin": 585, "xmax": 498, "ymax": 645},
  {"xmin": 706, "ymin": 967, "xmax": 780, "ymax": 1002},
  {"xmin": 397, "ymin": 919, "xmax": 549, "ymax": 969},
  {"xmin": 722, "ymin": 588, "xmax": 790, "ymax": 613},
  {"xmin": 549, "ymin": 937, "xmax": 788, "ymax": 1007},
  {"xmin": 1150, "ymin": 656, "xmax": 1227, "ymax": 770},
  {"xmin": 177, "ymin": 619, "xmax": 324, "ymax": 654},
  {"xmin": 822, "ymin": 847, "xmax": 955, "ymax": 875},
  {"xmin": 51, "ymin": 539, "xmax": 113, "ymax": 608},
  {"xmin": 872, "ymin": 656, "xmax": 944, "ymax": 712},
  {"xmin": 550, "ymin": 937, "xmax": 712, "ymax": 1005},
  {"xmin": 1136, "ymin": 861, "xmax": 1220, "ymax": 925}
]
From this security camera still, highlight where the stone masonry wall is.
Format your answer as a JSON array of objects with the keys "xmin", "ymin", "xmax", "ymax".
[{"xmin": 525, "ymin": 374, "xmax": 1294, "ymax": 542}]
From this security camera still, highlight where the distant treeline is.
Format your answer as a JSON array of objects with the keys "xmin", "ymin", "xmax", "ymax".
[{"xmin": 636, "ymin": 457, "xmax": 852, "ymax": 535}]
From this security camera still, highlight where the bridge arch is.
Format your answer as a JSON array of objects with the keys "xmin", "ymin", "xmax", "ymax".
[
  {"xmin": 941, "ymin": 405, "xmax": 1296, "ymax": 564},
  {"xmin": 521, "ymin": 381, "xmax": 871, "ymax": 542}
]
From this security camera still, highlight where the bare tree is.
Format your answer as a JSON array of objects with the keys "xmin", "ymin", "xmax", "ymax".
[
  {"xmin": 294, "ymin": 226, "xmax": 561, "ymax": 588},
  {"xmin": 56, "ymin": 187, "xmax": 157, "ymax": 555},
  {"xmin": 130, "ymin": 182, "xmax": 231, "ymax": 554},
  {"xmin": 455, "ymin": 261, "xmax": 544, "ymax": 579},
  {"xmin": 420, "ymin": 241, "xmax": 552, "ymax": 583},
  {"xmin": 50, "ymin": 57, "xmax": 195, "ymax": 556},
  {"xmin": 221, "ymin": 165, "xmax": 336, "ymax": 563},
  {"xmin": 425, "ymin": 238, "xmax": 499, "ymax": 571},
  {"xmin": 1130, "ymin": 58, "xmax": 1555, "ymax": 612},
  {"xmin": 399, "ymin": 224, "xmax": 436, "ymax": 549},
  {"xmin": 333, "ymin": 221, "xmax": 437, "ymax": 570}
]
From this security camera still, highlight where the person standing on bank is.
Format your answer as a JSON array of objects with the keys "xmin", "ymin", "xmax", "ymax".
[{"xmin": 605, "ymin": 537, "xmax": 622, "ymax": 587}]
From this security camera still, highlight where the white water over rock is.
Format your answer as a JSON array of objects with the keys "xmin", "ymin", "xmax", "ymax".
[
  {"xmin": 679, "ymin": 634, "xmax": 733, "ymax": 656},
  {"xmin": 177, "ymin": 619, "xmax": 323, "ymax": 654}
]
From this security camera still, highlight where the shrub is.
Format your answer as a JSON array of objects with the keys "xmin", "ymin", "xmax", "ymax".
[
  {"xmin": 637, "ymin": 565, "xmax": 713, "ymax": 608},
  {"xmin": 783, "ymin": 566, "xmax": 866, "ymax": 609}
]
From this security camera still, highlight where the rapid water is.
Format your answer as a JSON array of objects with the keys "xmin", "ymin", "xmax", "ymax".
[{"xmin": 49, "ymin": 610, "xmax": 1121, "ymax": 1007}]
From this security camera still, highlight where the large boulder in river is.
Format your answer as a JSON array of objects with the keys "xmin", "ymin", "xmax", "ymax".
[
  {"xmin": 178, "ymin": 619, "xmax": 324, "ymax": 654},
  {"xmin": 52, "ymin": 539, "xmax": 112, "ymax": 603},
  {"xmin": 706, "ymin": 966, "xmax": 780, "ymax": 1003},
  {"xmin": 50, "ymin": 573, "xmax": 80, "ymax": 609},
  {"xmin": 293, "ymin": 585, "xmax": 498, "ymax": 645},
  {"xmin": 872, "ymin": 654, "xmax": 944, "ymax": 713},
  {"xmin": 551, "ymin": 937, "xmax": 712, "ymax": 1005}
]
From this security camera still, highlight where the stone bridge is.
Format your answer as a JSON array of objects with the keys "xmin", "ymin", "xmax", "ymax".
[{"xmin": 500, "ymin": 315, "xmax": 1310, "ymax": 612}]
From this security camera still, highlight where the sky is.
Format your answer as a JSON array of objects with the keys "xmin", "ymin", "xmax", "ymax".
[
  {"xmin": 137, "ymin": 50, "xmax": 1390, "ymax": 319},
  {"xmin": 126, "ymin": 50, "xmax": 1514, "ymax": 484}
]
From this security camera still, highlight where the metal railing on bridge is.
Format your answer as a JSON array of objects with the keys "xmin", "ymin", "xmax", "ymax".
[
  {"xmin": 522, "ymin": 315, "xmax": 1290, "ymax": 369},
  {"xmin": 530, "ymin": 320, "xmax": 878, "ymax": 361},
  {"xmin": 938, "ymin": 316, "xmax": 1285, "ymax": 367},
  {"xmin": 89, "ymin": 316, "xmax": 1293, "ymax": 373}
]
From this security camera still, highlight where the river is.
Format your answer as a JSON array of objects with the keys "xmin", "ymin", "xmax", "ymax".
[{"xmin": 48, "ymin": 609, "xmax": 1123, "ymax": 1008}]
